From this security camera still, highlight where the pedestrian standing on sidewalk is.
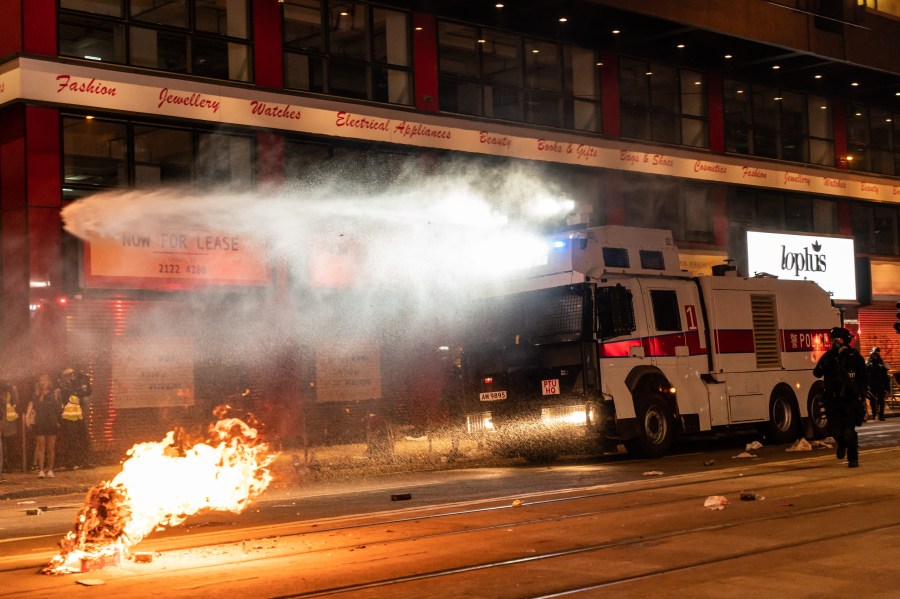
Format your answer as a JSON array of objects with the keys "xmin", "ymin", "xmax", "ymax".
[
  {"xmin": 1, "ymin": 380, "xmax": 20, "ymax": 476},
  {"xmin": 866, "ymin": 347, "xmax": 890, "ymax": 421},
  {"xmin": 814, "ymin": 327, "xmax": 867, "ymax": 468},
  {"xmin": 33, "ymin": 373, "xmax": 60, "ymax": 478}
]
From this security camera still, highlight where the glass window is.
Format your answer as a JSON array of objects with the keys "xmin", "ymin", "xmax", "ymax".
[
  {"xmin": 649, "ymin": 65, "xmax": 678, "ymax": 113},
  {"xmin": 485, "ymin": 86, "xmax": 522, "ymax": 121},
  {"xmin": 620, "ymin": 57, "xmax": 706, "ymax": 147},
  {"xmin": 329, "ymin": 0, "xmax": 368, "ymax": 60},
  {"xmin": 681, "ymin": 185, "xmax": 713, "ymax": 243},
  {"xmin": 284, "ymin": 52, "xmax": 325, "ymax": 92},
  {"xmin": 130, "ymin": 28, "xmax": 188, "ymax": 73},
  {"xmin": 62, "ymin": 117, "xmax": 128, "ymax": 189},
  {"xmin": 525, "ymin": 39, "xmax": 560, "ymax": 92},
  {"xmin": 197, "ymin": 132, "xmax": 253, "ymax": 187},
  {"xmin": 284, "ymin": 140, "xmax": 333, "ymax": 180},
  {"xmin": 437, "ymin": 19, "xmax": 599, "ymax": 132},
  {"xmin": 59, "ymin": 16, "xmax": 126, "ymax": 64},
  {"xmin": 131, "ymin": 0, "xmax": 188, "ymax": 28},
  {"xmin": 784, "ymin": 195, "xmax": 812, "ymax": 231},
  {"xmin": 650, "ymin": 290, "xmax": 681, "ymax": 332},
  {"xmin": 61, "ymin": 0, "xmax": 123, "ymax": 17},
  {"xmin": 482, "ymin": 30, "xmax": 520, "ymax": 87},
  {"xmin": 438, "ymin": 22, "xmax": 478, "ymax": 78},
  {"xmin": 60, "ymin": 0, "xmax": 252, "ymax": 82},
  {"xmin": 439, "ymin": 78, "xmax": 482, "ymax": 116},
  {"xmin": 373, "ymin": 8, "xmax": 408, "ymax": 66},
  {"xmin": 284, "ymin": 1, "xmax": 411, "ymax": 105},
  {"xmin": 133, "ymin": 126, "xmax": 193, "ymax": 187},
  {"xmin": 329, "ymin": 60, "xmax": 369, "ymax": 100},
  {"xmin": 725, "ymin": 80, "xmax": 827, "ymax": 164},
  {"xmin": 284, "ymin": 0, "xmax": 324, "ymax": 52},
  {"xmin": 196, "ymin": 0, "xmax": 248, "ymax": 39}
]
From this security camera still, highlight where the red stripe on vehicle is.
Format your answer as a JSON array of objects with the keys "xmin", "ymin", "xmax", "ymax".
[
  {"xmin": 600, "ymin": 331, "xmax": 707, "ymax": 358},
  {"xmin": 598, "ymin": 338, "xmax": 642, "ymax": 357},
  {"xmin": 715, "ymin": 329, "xmax": 755, "ymax": 354}
]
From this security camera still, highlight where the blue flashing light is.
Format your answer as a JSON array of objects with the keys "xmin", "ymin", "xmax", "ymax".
[{"xmin": 552, "ymin": 240, "xmax": 567, "ymax": 250}]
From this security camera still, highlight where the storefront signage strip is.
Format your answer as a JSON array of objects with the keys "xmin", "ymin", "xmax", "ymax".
[{"xmin": 5, "ymin": 57, "xmax": 900, "ymax": 204}]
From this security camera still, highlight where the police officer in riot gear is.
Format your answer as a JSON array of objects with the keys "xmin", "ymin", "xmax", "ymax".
[{"xmin": 814, "ymin": 327, "xmax": 867, "ymax": 468}]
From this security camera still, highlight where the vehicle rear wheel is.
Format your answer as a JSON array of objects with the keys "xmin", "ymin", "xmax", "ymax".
[
  {"xmin": 807, "ymin": 383, "xmax": 828, "ymax": 439},
  {"xmin": 625, "ymin": 394, "xmax": 674, "ymax": 458},
  {"xmin": 766, "ymin": 389, "xmax": 800, "ymax": 444}
]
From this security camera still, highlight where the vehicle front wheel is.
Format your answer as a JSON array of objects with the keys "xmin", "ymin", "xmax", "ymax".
[{"xmin": 625, "ymin": 394, "xmax": 674, "ymax": 458}]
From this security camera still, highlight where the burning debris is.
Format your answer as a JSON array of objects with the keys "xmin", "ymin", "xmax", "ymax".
[{"xmin": 43, "ymin": 411, "xmax": 278, "ymax": 575}]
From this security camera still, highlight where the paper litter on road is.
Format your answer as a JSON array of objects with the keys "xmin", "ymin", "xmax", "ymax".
[
  {"xmin": 811, "ymin": 440, "xmax": 833, "ymax": 449},
  {"xmin": 704, "ymin": 495, "xmax": 729, "ymax": 510},
  {"xmin": 642, "ymin": 471, "xmax": 664, "ymax": 476},
  {"xmin": 732, "ymin": 451, "xmax": 756, "ymax": 458},
  {"xmin": 746, "ymin": 441, "xmax": 764, "ymax": 450},
  {"xmin": 785, "ymin": 438, "xmax": 812, "ymax": 452}
]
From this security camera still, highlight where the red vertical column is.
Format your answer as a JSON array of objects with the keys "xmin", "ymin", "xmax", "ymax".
[
  {"xmin": 26, "ymin": 106, "xmax": 63, "ymax": 375},
  {"xmin": 0, "ymin": 105, "xmax": 30, "ymax": 377},
  {"xmin": 253, "ymin": 0, "xmax": 284, "ymax": 89},
  {"xmin": 23, "ymin": 0, "xmax": 56, "ymax": 56},
  {"xmin": 599, "ymin": 51, "xmax": 620, "ymax": 138},
  {"xmin": 706, "ymin": 71, "xmax": 724, "ymax": 153},
  {"xmin": 837, "ymin": 199, "xmax": 852, "ymax": 235},
  {"xmin": 0, "ymin": 0, "xmax": 24, "ymax": 57},
  {"xmin": 413, "ymin": 12, "xmax": 439, "ymax": 112},
  {"xmin": 832, "ymin": 98, "xmax": 848, "ymax": 169},
  {"xmin": 0, "ymin": 105, "xmax": 62, "ymax": 378}
]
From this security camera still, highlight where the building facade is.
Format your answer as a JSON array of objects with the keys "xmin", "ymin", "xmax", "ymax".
[{"xmin": 1, "ymin": 0, "xmax": 898, "ymax": 455}]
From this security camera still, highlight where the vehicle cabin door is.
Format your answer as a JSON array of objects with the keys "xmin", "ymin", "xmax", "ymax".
[
  {"xmin": 636, "ymin": 279, "xmax": 713, "ymax": 432},
  {"xmin": 596, "ymin": 278, "xmax": 648, "ymax": 421}
]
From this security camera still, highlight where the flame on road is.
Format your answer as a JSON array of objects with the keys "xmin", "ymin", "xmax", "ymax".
[{"xmin": 44, "ymin": 414, "xmax": 279, "ymax": 575}]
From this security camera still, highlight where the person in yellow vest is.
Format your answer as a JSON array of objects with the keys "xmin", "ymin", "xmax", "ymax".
[
  {"xmin": 1, "ymin": 380, "xmax": 20, "ymax": 476},
  {"xmin": 57, "ymin": 368, "xmax": 92, "ymax": 471}
]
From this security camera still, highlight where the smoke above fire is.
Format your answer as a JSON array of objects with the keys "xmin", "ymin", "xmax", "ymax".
[{"xmin": 45, "ymin": 413, "xmax": 277, "ymax": 575}]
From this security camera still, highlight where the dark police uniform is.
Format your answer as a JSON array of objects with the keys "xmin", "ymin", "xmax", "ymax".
[{"xmin": 813, "ymin": 327, "xmax": 867, "ymax": 468}]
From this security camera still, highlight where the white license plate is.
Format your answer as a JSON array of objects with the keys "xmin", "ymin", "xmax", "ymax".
[
  {"xmin": 542, "ymin": 379, "xmax": 560, "ymax": 395},
  {"xmin": 480, "ymin": 390, "xmax": 507, "ymax": 402}
]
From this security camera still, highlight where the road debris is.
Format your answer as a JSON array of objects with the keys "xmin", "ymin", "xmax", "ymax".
[
  {"xmin": 511, "ymin": 499, "xmax": 523, "ymax": 507},
  {"xmin": 740, "ymin": 491, "xmax": 765, "ymax": 501},
  {"xmin": 26, "ymin": 508, "xmax": 42, "ymax": 516},
  {"xmin": 732, "ymin": 451, "xmax": 756, "ymax": 458},
  {"xmin": 704, "ymin": 495, "xmax": 729, "ymax": 510},
  {"xmin": 785, "ymin": 438, "xmax": 812, "ymax": 452},
  {"xmin": 811, "ymin": 440, "xmax": 833, "ymax": 449},
  {"xmin": 76, "ymin": 579, "xmax": 106, "ymax": 586},
  {"xmin": 391, "ymin": 493, "xmax": 412, "ymax": 501},
  {"xmin": 132, "ymin": 552, "xmax": 153, "ymax": 563},
  {"xmin": 642, "ymin": 471, "xmax": 664, "ymax": 476},
  {"xmin": 746, "ymin": 441, "xmax": 764, "ymax": 450},
  {"xmin": 703, "ymin": 459, "xmax": 715, "ymax": 466}
]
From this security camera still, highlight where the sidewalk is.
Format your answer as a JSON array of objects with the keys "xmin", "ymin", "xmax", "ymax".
[
  {"xmin": 0, "ymin": 434, "xmax": 492, "ymax": 502},
  {"xmin": 2, "ymin": 406, "xmax": 896, "ymax": 503}
]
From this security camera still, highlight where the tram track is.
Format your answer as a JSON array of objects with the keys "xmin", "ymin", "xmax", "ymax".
[{"xmin": 5, "ymin": 446, "xmax": 900, "ymax": 597}]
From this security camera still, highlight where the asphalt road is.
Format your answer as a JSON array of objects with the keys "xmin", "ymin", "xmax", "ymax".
[{"xmin": 1, "ymin": 421, "xmax": 899, "ymax": 597}]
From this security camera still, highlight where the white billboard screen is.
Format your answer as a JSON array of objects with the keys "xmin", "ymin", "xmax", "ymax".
[{"xmin": 746, "ymin": 231, "xmax": 856, "ymax": 301}]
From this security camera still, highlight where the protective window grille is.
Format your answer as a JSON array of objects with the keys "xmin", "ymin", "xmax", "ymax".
[
  {"xmin": 603, "ymin": 247, "xmax": 629, "ymax": 268},
  {"xmin": 537, "ymin": 292, "xmax": 583, "ymax": 338},
  {"xmin": 640, "ymin": 250, "xmax": 665, "ymax": 270},
  {"xmin": 751, "ymin": 294, "xmax": 781, "ymax": 368}
]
